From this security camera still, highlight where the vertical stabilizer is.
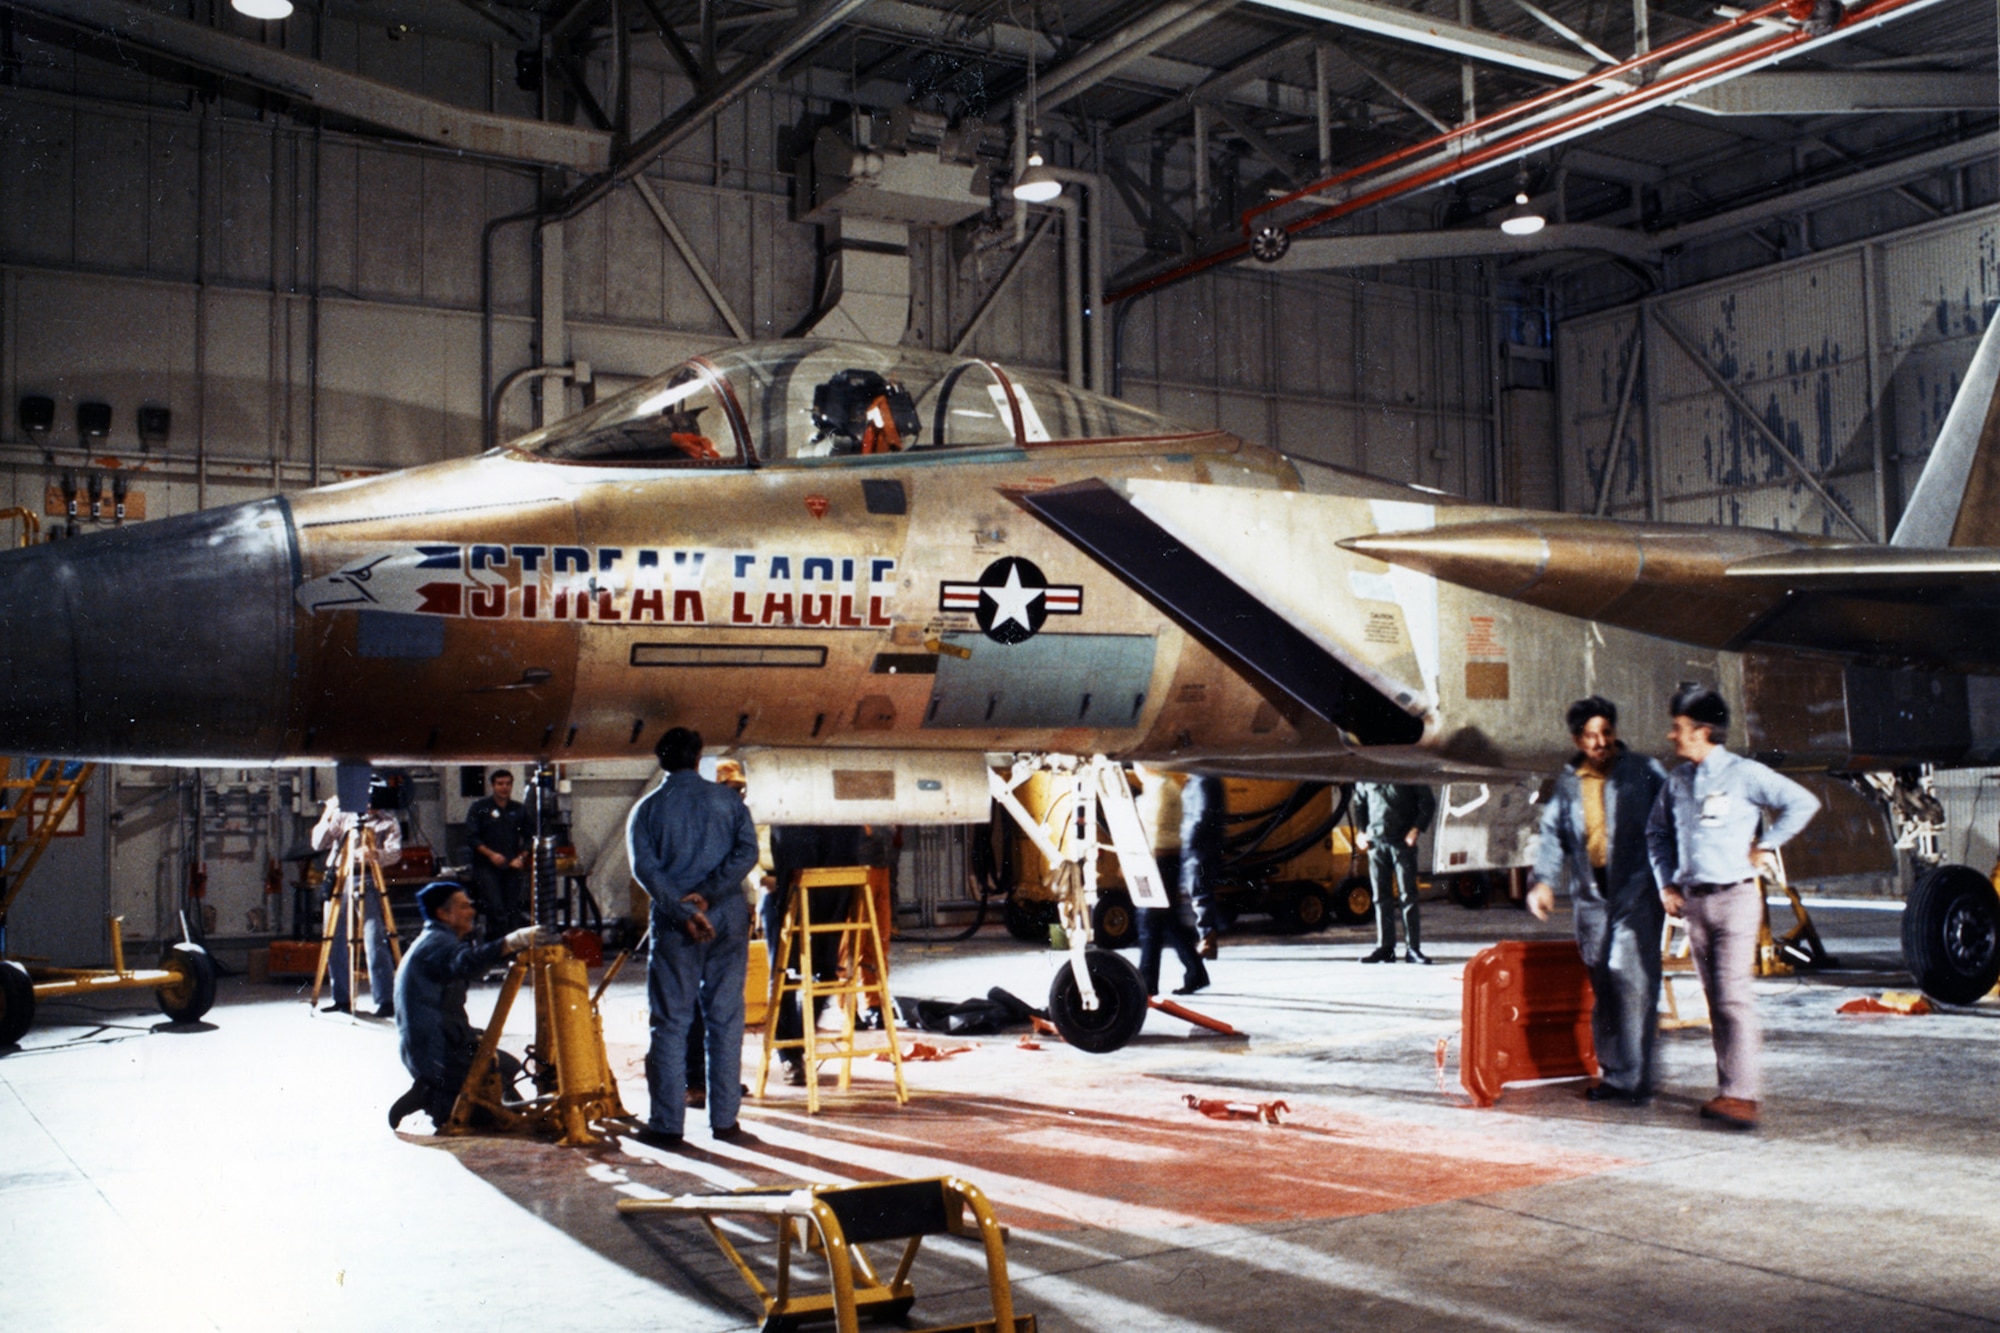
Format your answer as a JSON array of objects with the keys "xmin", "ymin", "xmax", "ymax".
[{"xmin": 1891, "ymin": 312, "xmax": 2000, "ymax": 547}]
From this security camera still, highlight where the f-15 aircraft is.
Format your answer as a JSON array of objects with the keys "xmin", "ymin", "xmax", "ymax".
[{"xmin": 4, "ymin": 328, "xmax": 1999, "ymax": 1044}]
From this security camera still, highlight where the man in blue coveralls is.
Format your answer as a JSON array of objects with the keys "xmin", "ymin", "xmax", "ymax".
[
  {"xmin": 388, "ymin": 881, "xmax": 552, "ymax": 1131},
  {"xmin": 626, "ymin": 727, "xmax": 760, "ymax": 1150}
]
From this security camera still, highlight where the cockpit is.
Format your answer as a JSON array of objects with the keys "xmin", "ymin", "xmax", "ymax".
[{"xmin": 504, "ymin": 339, "xmax": 1196, "ymax": 467}]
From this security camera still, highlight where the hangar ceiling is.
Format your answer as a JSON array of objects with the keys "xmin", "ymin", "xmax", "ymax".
[{"xmin": 1, "ymin": 0, "xmax": 1993, "ymax": 314}]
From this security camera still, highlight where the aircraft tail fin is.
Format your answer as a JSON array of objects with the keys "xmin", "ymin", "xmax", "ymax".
[{"xmin": 1891, "ymin": 310, "xmax": 2000, "ymax": 547}]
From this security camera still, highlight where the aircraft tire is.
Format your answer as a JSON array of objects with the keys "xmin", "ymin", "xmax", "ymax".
[
  {"xmin": 1332, "ymin": 876, "xmax": 1374, "ymax": 925},
  {"xmin": 1047, "ymin": 950, "xmax": 1148, "ymax": 1053},
  {"xmin": 156, "ymin": 943, "xmax": 218, "ymax": 1024},
  {"xmin": 0, "ymin": 960, "xmax": 34, "ymax": 1046},
  {"xmin": 1090, "ymin": 890, "xmax": 1139, "ymax": 950},
  {"xmin": 1902, "ymin": 864, "xmax": 2000, "ymax": 1005}
]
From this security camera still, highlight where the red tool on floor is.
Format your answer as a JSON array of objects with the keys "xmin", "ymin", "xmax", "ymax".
[
  {"xmin": 1461, "ymin": 940, "xmax": 1598, "ymax": 1107},
  {"xmin": 1182, "ymin": 1094, "xmax": 1288, "ymax": 1125},
  {"xmin": 1149, "ymin": 996, "xmax": 1239, "ymax": 1035}
]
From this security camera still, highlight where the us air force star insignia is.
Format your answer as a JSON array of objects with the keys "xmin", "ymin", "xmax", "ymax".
[{"xmin": 938, "ymin": 557, "xmax": 1082, "ymax": 644}]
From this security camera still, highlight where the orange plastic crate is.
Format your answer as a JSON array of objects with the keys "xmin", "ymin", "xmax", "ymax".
[{"xmin": 1461, "ymin": 940, "xmax": 1598, "ymax": 1107}]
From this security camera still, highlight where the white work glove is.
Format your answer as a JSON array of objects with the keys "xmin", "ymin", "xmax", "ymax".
[{"xmin": 503, "ymin": 925, "xmax": 559, "ymax": 953}]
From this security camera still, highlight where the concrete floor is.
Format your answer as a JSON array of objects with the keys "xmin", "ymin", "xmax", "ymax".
[{"xmin": 5, "ymin": 899, "xmax": 1997, "ymax": 1332}]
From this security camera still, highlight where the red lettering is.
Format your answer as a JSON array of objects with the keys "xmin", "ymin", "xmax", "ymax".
[
  {"xmin": 597, "ymin": 590, "xmax": 621, "ymax": 621},
  {"xmin": 868, "ymin": 595, "xmax": 893, "ymax": 627},
  {"xmin": 837, "ymin": 593, "xmax": 863, "ymax": 628},
  {"xmin": 801, "ymin": 594, "xmax": 832, "ymax": 626},
  {"xmin": 674, "ymin": 589, "xmax": 706, "ymax": 623},
  {"xmin": 468, "ymin": 582, "xmax": 506, "ymax": 619},
  {"xmin": 521, "ymin": 585, "xmax": 539, "ymax": 620},
  {"xmin": 630, "ymin": 589, "xmax": 665, "ymax": 622},
  {"xmin": 731, "ymin": 592, "xmax": 754, "ymax": 625},
  {"xmin": 415, "ymin": 582, "xmax": 462, "ymax": 616},
  {"xmin": 760, "ymin": 592, "xmax": 795, "ymax": 625}
]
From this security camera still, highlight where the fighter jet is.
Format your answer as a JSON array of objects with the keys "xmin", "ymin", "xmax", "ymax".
[{"xmin": 4, "ymin": 328, "xmax": 1999, "ymax": 1030}]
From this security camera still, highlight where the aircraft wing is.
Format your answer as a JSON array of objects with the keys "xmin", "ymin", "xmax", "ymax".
[{"xmin": 1016, "ymin": 479, "xmax": 1427, "ymax": 745}]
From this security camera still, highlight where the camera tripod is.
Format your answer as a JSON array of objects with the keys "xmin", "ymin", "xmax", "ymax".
[{"xmin": 309, "ymin": 824, "xmax": 403, "ymax": 1011}]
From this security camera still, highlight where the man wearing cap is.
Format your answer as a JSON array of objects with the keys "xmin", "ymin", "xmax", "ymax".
[
  {"xmin": 1529, "ymin": 696, "xmax": 1669, "ymax": 1104},
  {"xmin": 388, "ymin": 881, "xmax": 553, "ymax": 1131},
  {"xmin": 626, "ymin": 727, "xmax": 760, "ymax": 1149},
  {"xmin": 1645, "ymin": 685, "xmax": 1819, "ymax": 1130}
]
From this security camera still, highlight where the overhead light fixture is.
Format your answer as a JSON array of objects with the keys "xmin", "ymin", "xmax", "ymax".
[
  {"xmin": 1013, "ymin": 141, "xmax": 1062, "ymax": 204},
  {"xmin": 1011, "ymin": 14, "xmax": 1062, "ymax": 205},
  {"xmin": 1500, "ymin": 165, "xmax": 1545, "ymax": 236},
  {"xmin": 231, "ymin": 0, "xmax": 294, "ymax": 20}
]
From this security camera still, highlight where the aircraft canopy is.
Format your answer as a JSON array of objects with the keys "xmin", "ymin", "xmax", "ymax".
[{"xmin": 508, "ymin": 340, "xmax": 1191, "ymax": 465}]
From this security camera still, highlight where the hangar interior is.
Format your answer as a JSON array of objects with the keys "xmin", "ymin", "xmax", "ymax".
[{"xmin": 3, "ymin": 0, "xmax": 1999, "ymax": 1329}]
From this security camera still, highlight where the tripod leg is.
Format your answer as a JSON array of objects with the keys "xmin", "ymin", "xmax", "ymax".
[
  {"xmin": 372, "ymin": 859, "xmax": 403, "ymax": 967},
  {"xmin": 310, "ymin": 893, "xmax": 338, "ymax": 1006}
]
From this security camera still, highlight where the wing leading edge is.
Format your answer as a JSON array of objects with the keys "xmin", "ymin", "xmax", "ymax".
[{"xmin": 1015, "ymin": 480, "xmax": 1425, "ymax": 745}]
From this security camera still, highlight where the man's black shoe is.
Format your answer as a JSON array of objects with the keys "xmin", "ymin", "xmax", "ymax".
[
  {"xmin": 630, "ymin": 1127, "xmax": 685, "ymax": 1151},
  {"xmin": 1585, "ymin": 1083, "xmax": 1652, "ymax": 1105},
  {"xmin": 388, "ymin": 1081, "xmax": 429, "ymax": 1130},
  {"xmin": 711, "ymin": 1123, "xmax": 750, "ymax": 1142},
  {"xmin": 1361, "ymin": 946, "xmax": 1396, "ymax": 964},
  {"xmin": 1404, "ymin": 947, "xmax": 1432, "ymax": 965},
  {"xmin": 373, "ymin": 1004, "xmax": 395, "ymax": 1020},
  {"xmin": 1172, "ymin": 980, "xmax": 1210, "ymax": 996},
  {"xmin": 782, "ymin": 1059, "xmax": 807, "ymax": 1086}
]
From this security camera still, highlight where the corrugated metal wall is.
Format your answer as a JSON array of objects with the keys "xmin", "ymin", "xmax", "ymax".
[
  {"xmin": 1559, "ymin": 204, "xmax": 2000, "ymax": 538},
  {"xmin": 0, "ymin": 20, "xmax": 1497, "ymax": 524}
]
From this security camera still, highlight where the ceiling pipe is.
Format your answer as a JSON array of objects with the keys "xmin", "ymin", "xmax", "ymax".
[{"xmin": 1109, "ymin": 0, "xmax": 1941, "ymax": 304}]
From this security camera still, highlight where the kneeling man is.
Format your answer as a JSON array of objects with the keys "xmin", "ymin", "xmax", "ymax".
[{"xmin": 389, "ymin": 881, "xmax": 551, "ymax": 1130}]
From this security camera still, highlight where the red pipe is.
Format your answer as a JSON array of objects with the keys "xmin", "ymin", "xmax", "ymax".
[
  {"xmin": 1107, "ymin": 0, "xmax": 1919, "ymax": 305},
  {"xmin": 1240, "ymin": 0, "xmax": 1801, "ymax": 234}
]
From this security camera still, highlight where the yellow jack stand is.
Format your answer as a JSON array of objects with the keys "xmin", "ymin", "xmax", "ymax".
[
  {"xmin": 1757, "ymin": 855, "xmax": 1828, "ymax": 976},
  {"xmin": 445, "ymin": 943, "xmax": 632, "ymax": 1146},
  {"xmin": 756, "ymin": 866, "xmax": 908, "ymax": 1113},
  {"xmin": 308, "ymin": 826, "xmax": 402, "ymax": 1009},
  {"xmin": 616, "ymin": 1176, "xmax": 1034, "ymax": 1333}
]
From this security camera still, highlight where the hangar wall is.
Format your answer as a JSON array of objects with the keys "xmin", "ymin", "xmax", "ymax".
[{"xmin": 1558, "ymin": 203, "xmax": 2000, "ymax": 540}]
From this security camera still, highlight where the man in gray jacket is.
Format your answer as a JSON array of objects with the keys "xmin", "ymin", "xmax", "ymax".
[{"xmin": 1529, "ymin": 697, "xmax": 1669, "ymax": 1104}]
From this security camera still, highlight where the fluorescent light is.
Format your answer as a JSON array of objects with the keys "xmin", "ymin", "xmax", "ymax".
[
  {"xmin": 1501, "ymin": 211, "xmax": 1546, "ymax": 236},
  {"xmin": 232, "ymin": 0, "xmax": 294, "ymax": 18}
]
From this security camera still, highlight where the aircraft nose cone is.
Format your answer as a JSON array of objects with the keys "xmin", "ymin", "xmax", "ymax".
[{"xmin": 0, "ymin": 498, "xmax": 296, "ymax": 761}]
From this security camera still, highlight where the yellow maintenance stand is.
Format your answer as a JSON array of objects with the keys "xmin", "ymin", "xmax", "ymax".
[{"xmin": 0, "ymin": 757, "xmax": 219, "ymax": 1046}]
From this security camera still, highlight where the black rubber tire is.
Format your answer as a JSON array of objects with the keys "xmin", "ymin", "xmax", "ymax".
[
  {"xmin": 1091, "ymin": 889, "xmax": 1139, "ymax": 950},
  {"xmin": 1047, "ymin": 949, "xmax": 1148, "ymax": 1053},
  {"xmin": 1274, "ymin": 883, "xmax": 1330, "ymax": 933},
  {"xmin": 1002, "ymin": 895, "xmax": 1052, "ymax": 944},
  {"xmin": 1902, "ymin": 864, "xmax": 2000, "ymax": 1005},
  {"xmin": 156, "ymin": 943, "xmax": 219, "ymax": 1024},
  {"xmin": 1448, "ymin": 874, "xmax": 1493, "ymax": 911},
  {"xmin": 0, "ymin": 959, "xmax": 34, "ymax": 1046},
  {"xmin": 1332, "ymin": 875, "xmax": 1374, "ymax": 925}
]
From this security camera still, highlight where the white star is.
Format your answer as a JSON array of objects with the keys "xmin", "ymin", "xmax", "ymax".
[{"xmin": 982, "ymin": 563, "xmax": 1044, "ymax": 631}]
